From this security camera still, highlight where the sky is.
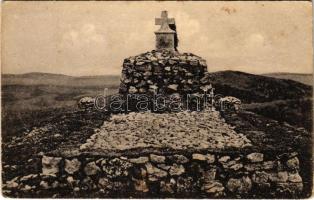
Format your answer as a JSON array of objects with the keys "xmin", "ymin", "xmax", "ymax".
[{"xmin": 2, "ymin": 1, "xmax": 313, "ymax": 76}]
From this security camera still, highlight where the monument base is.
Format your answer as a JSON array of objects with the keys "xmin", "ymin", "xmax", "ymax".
[{"xmin": 119, "ymin": 49, "xmax": 208, "ymax": 95}]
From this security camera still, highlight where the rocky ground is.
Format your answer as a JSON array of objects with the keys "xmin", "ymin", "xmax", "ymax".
[
  {"xmin": 80, "ymin": 109, "xmax": 251, "ymax": 153},
  {"xmin": 2, "ymin": 108, "xmax": 312, "ymax": 198},
  {"xmin": 2, "ymin": 110, "xmax": 110, "ymax": 181}
]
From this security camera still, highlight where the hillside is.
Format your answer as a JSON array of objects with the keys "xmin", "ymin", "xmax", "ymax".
[
  {"xmin": 263, "ymin": 72, "xmax": 312, "ymax": 86},
  {"xmin": 202, "ymin": 71, "xmax": 312, "ymax": 103},
  {"xmin": 2, "ymin": 71, "xmax": 312, "ymax": 110},
  {"xmin": 3, "ymin": 71, "xmax": 312, "ymax": 100},
  {"xmin": 2, "ymin": 71, "xmax": 312, "ymax": 141}
]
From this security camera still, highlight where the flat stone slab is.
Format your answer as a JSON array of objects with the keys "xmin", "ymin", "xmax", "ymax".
[{"xmin": 80, "ymin": 109, "xmax": 252, "ymax": 153}]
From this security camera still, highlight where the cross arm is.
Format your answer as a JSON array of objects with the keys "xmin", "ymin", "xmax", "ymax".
[{"xmin": 155, "ymin": 18, "xmax": 175, "ymax": 25}]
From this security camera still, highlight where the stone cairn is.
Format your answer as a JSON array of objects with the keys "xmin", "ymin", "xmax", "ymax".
[
  {"xmin": 119, "ymin": 11, "xmax": 211, "ymax": 96},
  {"xmin": 119, "ymin": 50, "xmax": 208, "ymax": 95}
]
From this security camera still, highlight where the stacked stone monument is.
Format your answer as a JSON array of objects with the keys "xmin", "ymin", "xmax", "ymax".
[{"xmin": 119, "ymin": 11, "xmax": 210, "ymax": 95}]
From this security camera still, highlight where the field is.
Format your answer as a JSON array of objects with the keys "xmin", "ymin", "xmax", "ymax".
[{"xmin": 2, "ymin": 74, "xmax": 120, "ymax": 142}]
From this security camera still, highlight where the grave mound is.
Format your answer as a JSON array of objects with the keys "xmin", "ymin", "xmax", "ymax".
[{"xmin": 79, "ymin": 109, "xmax": 251, "ymax": 155}]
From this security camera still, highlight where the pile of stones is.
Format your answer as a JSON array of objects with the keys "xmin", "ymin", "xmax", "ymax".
[
  {"xmin": 119, "ymin": 49, "xmax": 208, "ymax": 95},
  {"xmin": 80, "ymin": 108, "xmax": 252, "ymax": 152}
]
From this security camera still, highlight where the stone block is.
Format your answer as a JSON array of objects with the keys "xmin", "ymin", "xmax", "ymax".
[
  {"xmin": 145, "ymin": 163, "xmax": 168, "ymax": 181},
  {"xmin": 102, "ymin": 158, "xmax": 132, "ymax": 178},
  {"xmin": 176, "ymin": 176, "xmax": 194, "ymax": 193},
  {"xmin": 169, "ymin": 164, "xmax": 185, "ymax": 176},
  {"xmin": 288, "ymin": 172, "xmax": 302, "ymax": 183},
  {"xmin": 160, "ymin": 178, "xmax": 176, "ymax": 194},
  {"xmin": 129, "ymin": 156, "xmax": 149, "ymax": 164},
  {"xmin": 202, "ymin": 181, "xmax": 225, "ymax": 197},
  {"xmin": 157, "ymin": 164, "xmax": 171, "ymax": 171},
  {"xmin": 202, "ymin": 168, "xmax": 217, "ymax": 182},
  {"xmin": 276, "ymin": 182, "xmax": 303, "ymax": 193},
  {"xmin": 218, "ymin": 156, "xmax": 230, "ymax": 163},
  {"xmin": 244, "ymin": 163, "xmax": 262, "ymax": 171},
  {"xmin": 39, "ymin": 181, "xmax": 49, "ymax": 190},
  {"xmin": 247, "ymin": 153, "xmax": 264, "ymax": 163},
  {"xmin": 262, "ymin": 161, "xmax": 276, "ymax": 170},
  {"xmin": 98, "ymin": 177, "xmax": 112, "ymax": 190},
  {"xmin": 168, "ymin": 154, "xmax": 189, "ymax": 164},
  {"xmin": 227, "ymin": 176, "xmax": 252, "ymax": 194},
  {"xmin": 286, "ymin": 157, "xmax": 299, "ymax": 170},
  {"xmin": 84, "ymin": 162, "xmax": 100, "ymax": 176},
  {"xmin": 133, "ymin": 178, "xmax": 149, "ymax": 192},
  {"xmin": 252, "ymin": 171, "xmax": 269, "ymax": 185},
  {"xmin": 269, "ymin": 171, "xmax": 288, "ymax": 183},
  {"xmin": 192, "ymin": 153, "xmax": 214, "ymax": 162},
  {"xmin": 42, "ymin": 156, "xmax": 62, "ymax": 176},
  {"xmin": 129, "ymin": 86, "xmax": 138, "ymax": 94},
  {"xmin": 167, "ymin": 84, "xmax": 178, "ymax": 91},
  {"xmin": 64, "ymin": 158, "xmax": 81, "ymax": 174},
  {"xmin": 150, "ymin": 154, "xmax": 166, "ymax": 163}
]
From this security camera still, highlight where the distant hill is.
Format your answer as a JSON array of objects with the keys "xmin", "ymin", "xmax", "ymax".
[
  {"xmin": 202, "ymin": 70, "xmax": 312, "ymax": 103},
  {"xmin": 3, "ymin": 71, "xmax": 312, "ymax": 104},
  {"xmin": 263, "ymin": 72, "xmax": 312, "ymax": 86},
  {"xmin": 2, "ymin": 73, "xmax": 120, "ymax": 88}
]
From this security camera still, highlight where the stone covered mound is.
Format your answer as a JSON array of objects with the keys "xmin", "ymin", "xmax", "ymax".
[
  {"xmin": 119, "ymin": 49, "xmax": 208, "ymax": 95},
  {"xmin": 80, "ymin": 109, "xmax": 251, "ymax": 154}
]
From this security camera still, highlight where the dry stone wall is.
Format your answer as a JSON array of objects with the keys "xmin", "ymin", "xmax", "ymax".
[
  {"xmin": 3, "ymin": 151, "xmax": 303, "ymax": 198},
  {"xmin": 119, "ymin": 49, "xmax": 208, "ymax": 95}
]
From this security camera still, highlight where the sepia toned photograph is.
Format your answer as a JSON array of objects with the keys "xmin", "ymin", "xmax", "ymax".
[{"xmin": 1, "ymin": 1, "xmax": 313, "ymax": 198}]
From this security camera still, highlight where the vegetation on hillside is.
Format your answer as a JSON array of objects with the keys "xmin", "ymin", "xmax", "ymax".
[
  {"xmin": 203, "ymin": 71, "xmax": 312, "ymax": 103},
  {"xmin": 263, "ymin": 72, "xmax": 312, "ymax": 86}
]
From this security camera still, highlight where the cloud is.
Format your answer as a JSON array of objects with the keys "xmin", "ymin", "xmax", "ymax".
[{"xmin": 62, "ymin": 23, "xmax": 106, "ymax": 50}]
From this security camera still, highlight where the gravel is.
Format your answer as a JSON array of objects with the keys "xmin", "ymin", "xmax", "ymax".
[{"xmin": 80, "ymin": 109, "xmax": 252, "ymax": 152}]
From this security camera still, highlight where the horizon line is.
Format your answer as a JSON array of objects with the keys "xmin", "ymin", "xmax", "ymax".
[{"xmin": 2, "ymin": 70, "xmax": 313, "ymax": 77}]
